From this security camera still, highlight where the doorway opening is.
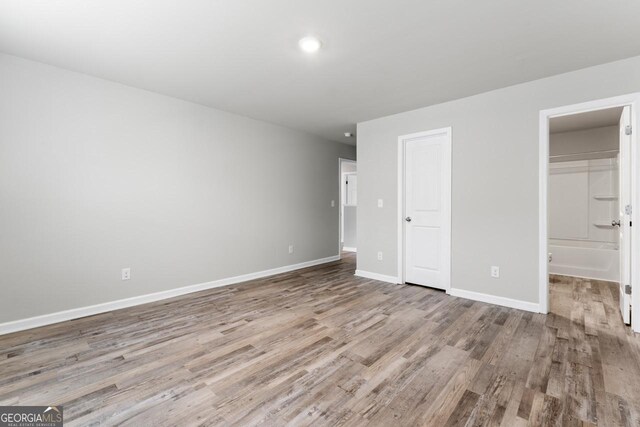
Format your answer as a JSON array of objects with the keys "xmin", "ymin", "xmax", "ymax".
[
  {"xmin": 539, "ymin": 94, "xmax": 640, "ymax": 332},
  {"xmin": 339, "ymin": 159, "xmax": 357, "ymax": 255}
]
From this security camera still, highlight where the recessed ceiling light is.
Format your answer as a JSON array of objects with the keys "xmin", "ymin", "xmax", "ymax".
[{"xmin": 298, "ymin": 36, "xmax": 322, "ymax": 53}]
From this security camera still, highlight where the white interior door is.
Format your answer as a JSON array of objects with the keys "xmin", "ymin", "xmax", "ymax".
[
  {"xmin": 346, "ymin": 174, "xmax": 357, "ymax": 205},
  {"xmin": 403, "ymin": 129, "xmax": 451, "ymax": 290},
  {"xmin": 619, "ymin": 106, "xmax": 632, "ymax": 324}
]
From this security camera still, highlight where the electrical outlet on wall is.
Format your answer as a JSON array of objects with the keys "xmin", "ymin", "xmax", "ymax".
[
  {"xmin": 377, "ymin": 251, "xmax": 383, "ymax": 261},
  {"xmin": 288, "ymin": 245, "xmax": 294, "ymax": 254},
  {"xmin": 491, "ymin": 266, "xmax": 500, "ymax": 278},
  {"xmin": 377, "ymin": 199, "xmax": 384, "ymax": 208},
  {"xmin": 331, "ymin": 200, "xmax": 335, "ymax": 207},
  {"xmin": 121, "ymin": 268, "xmax": 131, "ymax": 281}
]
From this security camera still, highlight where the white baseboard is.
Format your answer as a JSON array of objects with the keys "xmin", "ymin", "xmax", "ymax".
[
  {"xmin": 355, "ymin": 270, "xmax": 398, "ymax": 284},
  {"xmin": 342, "ymin": 247, "xmax": 357, "ymax": 252},
  {"xmin": 448, "ymin": 288, "xmax": 540, "ymax": 313},
  {"xmin": 0, "ymin": 255, "xmax": 341, "ymax": 336}
]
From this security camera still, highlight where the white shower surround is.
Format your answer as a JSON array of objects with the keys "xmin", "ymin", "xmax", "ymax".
[{"xmin": 548, "ymin": 155, "xmax": 619, "ymax": 282}]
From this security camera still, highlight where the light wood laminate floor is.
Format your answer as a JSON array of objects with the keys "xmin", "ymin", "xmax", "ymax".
[{"xmin": 1, "ymin": 254, "xmax": 640, "ymax": 426}]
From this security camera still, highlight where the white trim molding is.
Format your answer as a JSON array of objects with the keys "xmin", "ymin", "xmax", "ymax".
[
  {"xmin": 449, "ymin": 288, "xmax": 540, "ymax": 313},
  {"xmin": 539, "ymin": 92, "xmax": 640, "ymax": 333},
  {"xmin": 0, "ymin": 255, "xmax": 340, "ymax": 336},
  {"xmin": 342, "ymin": 247, "xmax": 357, "ymax": 252},
  {"xmin": 355, "ymin": 270, "xmax": 399, "ymax": 284}
]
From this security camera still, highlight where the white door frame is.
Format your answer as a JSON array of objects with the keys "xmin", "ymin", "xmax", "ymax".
[
  {"xmin": 397, "ymin": 127, "xmax": 452, "ymax": 289},
  {"xmin": 538, "ymin": 93, "xmax": 640, "ymax": 332},
  {"xmin": 338, "ymin": 158, "xmax": 357, "ymax": 258}
]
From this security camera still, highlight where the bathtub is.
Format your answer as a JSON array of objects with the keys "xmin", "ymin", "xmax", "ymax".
[{"xmin": 548, "ymin": 239, "xmax": 619, "ymax": 282}]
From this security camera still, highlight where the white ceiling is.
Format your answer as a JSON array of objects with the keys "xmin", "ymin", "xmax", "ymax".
[
  {"xmin": 1, "ymin": 1, "xmax": 640, "ymax": 144},
  {"xmin": 550, "ymin": 107, "xmax": 624, "ymax": 134}
]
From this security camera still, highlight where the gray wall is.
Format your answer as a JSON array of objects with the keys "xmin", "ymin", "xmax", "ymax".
[
  {"xmin": 0, "ymin": 53, "xmax": 355, "ymax": 323},
  {"xmin": 550, "ymin": 126, "xmax": 618, "ymax": 158},
  {"xmin": 357, "ymin": 55, "xmax": 640, "ymax": 305},
  {"xmin": 343, "ymin": 206, "xmax": 357, "ymax": 249}
]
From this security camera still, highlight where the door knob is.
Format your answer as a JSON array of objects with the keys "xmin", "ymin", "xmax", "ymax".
[
  {"xmin": 612, "ymin": 219, "xmax": 621, "ymax": 227},
  {"xmin": 405, "ymin": 216, "xmax": 412, "ymax": 222}
]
